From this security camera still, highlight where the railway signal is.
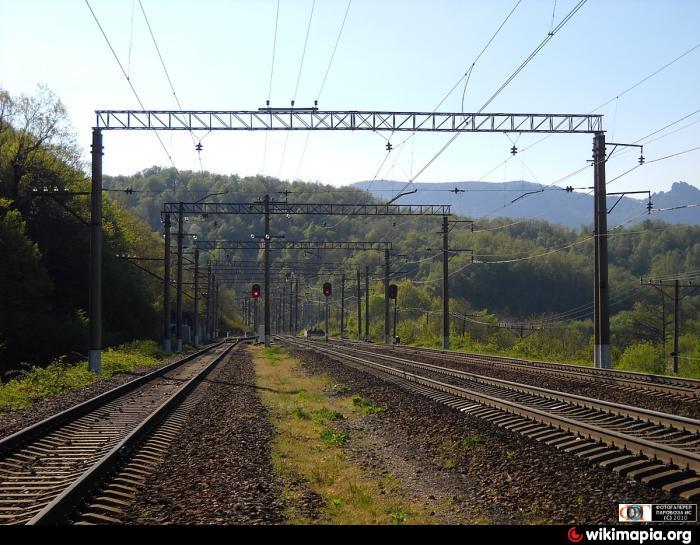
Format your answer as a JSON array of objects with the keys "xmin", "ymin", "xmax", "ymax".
[
  {"xmin": 388, "ymin": 284, "xmax": 398, "ymax": 300},
  {"xmin": 252, "ymin": 283, "xmax": 261, "ymax": 299},
  {"xmin": 323, "ymin": 282, "xmax": 332, "ymax": 297}
]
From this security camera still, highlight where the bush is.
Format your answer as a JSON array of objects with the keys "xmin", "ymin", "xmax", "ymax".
[
  {"xmin": 0, "ymin": 339, "xmax": 165, "ymax": 413},
  {"xmin": 615, "ymin": 342, "xmax": 666, "ymax": 375}
]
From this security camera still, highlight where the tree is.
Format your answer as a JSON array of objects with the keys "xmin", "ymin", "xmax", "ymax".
[{"xmin": 0, "ymin": 86, "xmax": 80, "ymax": 215}]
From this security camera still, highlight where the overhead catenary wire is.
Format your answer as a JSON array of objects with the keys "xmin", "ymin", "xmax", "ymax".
[
  {"xmin": 262, "ymin": 0, "xmax": 281, "ymax": 175},
  {"xmin": 296, "ymin": 0, "xmax": 353, "ymax": 179},
  {"xmin": 278, "ymin": 0, "xmax": 316, "ymax": 178},
  {"xmin": 390, "ymin": 0, "xmax": 588, "ymax": 202},
  {"xmin": 385, "ymin": 0, "xmax": 524, "ymax": 196},
  {"xmin": 476, "ymin": 41, "xmax": 700, "ymax": 188},
  {"xmin": 84, "ymin": 0, "xmax": 181, "ymax": 179},
  {"xmin": 137, "ymin": 0, "xmax": 203, "ymax": 172}
]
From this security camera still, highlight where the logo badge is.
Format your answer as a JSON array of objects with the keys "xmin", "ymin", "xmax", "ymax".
[{"xmin": 567, "ymin": 527, "xmax": 583, "ymax": 543}]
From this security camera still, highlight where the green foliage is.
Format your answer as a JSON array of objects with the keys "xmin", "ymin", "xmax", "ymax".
[
  {"xmin": 615, "ymin": 341, "xmax": 667, "ymax": 375},
  {"xmin": 460, "ymin": 434, "xmax": 484, "ymax": 449},
  {"xmin": 0, "ymin": 340, "xmax": 164, "ymax": 413},
  {"xmin": 314, "ymin": 407, "xmax": 344, "ymax": 422},
  {"xmin": 292, "ymin": 406, "xmax": 311, "ymax": 420},
  {"xmin": 320, "ymin": 428, "xmax": 348, "ymax": 446},
  {"xmin": 352, "ymin": 395, "xmax": 384, "ymax": 415},
  {"xmin": 2, "ymin": 86, "xmax": 700, "ymax": 380},
  {"xmin": 0, "ymin": 87, "xmax": 163, "ymax": 374},
  {"xmin": 386, "ymin": 506, "xmax": 408, "ymax": 524}
]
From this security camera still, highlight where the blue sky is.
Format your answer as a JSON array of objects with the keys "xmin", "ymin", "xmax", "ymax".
[{"xmin": 1, "ymin": 0, "xmax": 699, "ymax": 196}]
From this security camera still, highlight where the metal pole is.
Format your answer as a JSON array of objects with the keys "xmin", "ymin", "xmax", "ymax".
[
  {"xmin": 264, "ymin": 195, "xmax": 271, "ymax": 347},
  {"xmin": 340, "ymin": 273, "xmax": 345, "ymax": 339},
  {"xmin": 163, "ymin": 213, "xmax": 172, "ymax": 353},
  {"xmin": 325, "ymin": 297, "xmax": 329, "ymax": 342},
  {"xmin": 88, "ymin": 128, "xmax": 103, "ymax": 373},
  {"xmin": 283, "ymin": 283, "xmax": 288, "ymax": 334},
  {"xmin": 393, "ymin": 297, "xmax": 397, "ymax": 340},
  {"xmin": 176, "ymin": 202, "xmax": 184, "ymax": 352},
  {"xmin": 673, "ymin": 279, "xmax": 680, "ymax": 374},
  {"xmin": 214, "ymin": 282, "xmax": 220, "ymax": 338},
  {"xmin": 254, "ymin": 296, "xmax": 258, "ymax": 335},
  {"xmin": 365, "ymin": 265, "xmax": 370, "ymax": 341},
  {"xmin": 211, "ymin": 273, "xmax": 216, "ymax": 339},
  {"xmin": 442, "ymin": 216, "xmax": 450, "ymax": 349},
  {"xmin": 357, "ymin": 268, "xmax": 362, "ymax": 340},
  {"xmin": 294, "ymin": 277, "xmax": 299, "ymax": 334},
  {"xmin": 206, "ymin": 263, "xmax": 212, "ymax": 341},
  {"xmin": 384, "ymin": 249, "xmax": 390, "ymax": 344},
  {"xmin": 193, "ymin": 246, "xmax": 199, "ymax": 347},
  {"xmin": 289, "ymin": 280, "xmax": 294, "ymax": 333},
  {"xmin": 593, "ymin": 133, "xmax": 611, "ymax": 368},
  {"xmin": 661, "ymin": 289, "xmax": 666, "ymax": 356}
]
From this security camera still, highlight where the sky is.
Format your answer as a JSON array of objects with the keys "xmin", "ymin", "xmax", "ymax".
[{"xmin": 1, "ymin": 0, "xmax": 699, "ymax": 197}]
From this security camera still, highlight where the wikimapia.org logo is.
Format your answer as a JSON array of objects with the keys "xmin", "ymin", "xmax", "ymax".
[{"xmin": 567, "ymin": 527, "xmax": 693, "ymax": 544}]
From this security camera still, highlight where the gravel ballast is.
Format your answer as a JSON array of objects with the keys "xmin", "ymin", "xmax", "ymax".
[
  {"xmin": 125, "ymin": 346, "xmax": 285, "ymax": 524},
  {"xmin": 340, "ymin": 343, "xmax": 699, "ymax": 418},
  {"xmin": 283, "ymin": 343, "xmax": 676, "ymax": 525}
]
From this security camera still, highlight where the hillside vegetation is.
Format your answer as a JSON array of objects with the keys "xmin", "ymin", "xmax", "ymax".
[{"xmin": 1, "ymin": 87, "xmax": 699, "ymax": 380}]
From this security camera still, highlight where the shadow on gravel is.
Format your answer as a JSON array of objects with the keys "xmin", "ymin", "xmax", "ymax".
[{"xmin": 201, "ymin": 378, "xmax": 305, "ymax": 395}]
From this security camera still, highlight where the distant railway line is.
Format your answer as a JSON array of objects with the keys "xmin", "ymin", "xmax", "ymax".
[
  {"xmin": 333, "ymin": 339, "xmax": 700, "ymax": 403},
  {"xmin": 279, "ymin": 336, "xmax": 700, "ymax": 501},
  {"xmin": 0, "ymin": 340, "xmax": 240, "ymax": 525}
]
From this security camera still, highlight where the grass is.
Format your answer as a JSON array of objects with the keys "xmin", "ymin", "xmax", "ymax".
[
  {"xmin": 252, "ymin": 345, "xmax": 434, "ymax": 525},
  {"xmin": 460, "ymin": 434, "xmax": 484, "ymax": 450},
  {"xmin": 320, "ymin": 428, "xmax": 348, "ymax": 446},
  {"xmin": 264, "ymin": 346, "xmax": 283, "ymax": 364},
  {"xmin": 351, "ymin": 395, "xmax": 384, "ymax": 415},
  {"xmin": 0, "ymin": 340, "xmax": 167, "ymax": 413}
]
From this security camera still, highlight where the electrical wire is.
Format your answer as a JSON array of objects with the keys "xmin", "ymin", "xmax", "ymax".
[
  {"xmin": 391, "ymin": 0, "xmax": 588, "ymax": 201},
  {"xmin": 137, "ymin": 0, "xmax": 203, "ymax": 172},
  {"xmin": 262, "ymin": 0, "xmax": 280, "ymax": 174},
  {"xmin": 476, "ymin": 41, "xmax": 700, "ymax": 188},
  {"xmin": 296, "ymin": 0, "xmax": 352, "ymax": 179},
  {"xmin": 84, "ymin": 0, "xmax": 180, "ymax": 178},
  {"xmin": 278, "ymin": 0, "xmax": 316, "ymax": 178}
]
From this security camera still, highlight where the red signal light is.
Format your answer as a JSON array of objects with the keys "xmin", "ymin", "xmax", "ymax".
[
  {"xmin": 323, "ymin": 282, "xmax": 332, "ymax": 297},
  {"xmin": 252, "ymin": 283, "xmax": 261, "ymax": 298}
]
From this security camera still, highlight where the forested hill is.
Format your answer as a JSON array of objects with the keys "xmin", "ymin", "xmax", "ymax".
[
  {"xmin": 104, "ymin": 166, "xmax": 700, "ymax": 320},
  {"xmin": 1, "ymin": 88, "xmax": 698, "ymax": 374}
]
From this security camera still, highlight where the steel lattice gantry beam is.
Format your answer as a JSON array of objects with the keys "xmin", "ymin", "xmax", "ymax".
[
  {"xmin": 96, "ymin": 109, "xmax": 603, "ymax": 134},
  {"xmin": 194, "ymin": 240, "xmax": 392, "ymax": 251},
  {"xmin": 206, "ymin": 260, "xmax": 347, "ymax": 268},
  {"xmin": 162, "ymin": 202, "xmax": 449, "ymax": 216},
  {"xmin": 87, "ymin": 107, "xmax": 609, "ymax": 370}
]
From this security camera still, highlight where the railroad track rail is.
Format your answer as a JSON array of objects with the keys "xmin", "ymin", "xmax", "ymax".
[
  {"xmin": 280, "ymin": 336, "xmax": 700, "ymax": 501},
  {"xmin": 0, "ymin": 340, "xmax": 238, "ymax": 525},
  {"xmin": 330, "ymin": 338, "xmax": 700, "ymax": 402}
]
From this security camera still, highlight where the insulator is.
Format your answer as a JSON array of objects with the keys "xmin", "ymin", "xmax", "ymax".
[
  {"xmin": 386, "ymin": 142, "xmax": 393, "ymax": 151},
  {"xmin": 195, "ymin": 142, "xmax": 203, "ymax": 152},
  {"xmin": 510, "ymin": 145, "xmax": 518, "ymax": 155},
  {"xmin": 639, "ymin": 154, "xmax": 645, "ymax": 165}
]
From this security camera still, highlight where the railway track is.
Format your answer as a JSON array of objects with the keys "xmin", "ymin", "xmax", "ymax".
[
  {"xmin": 280, "ymin": 336, "xmax": 700, "ymax": 501},
  {"xmin": 330, "ymin": 338, "xmax": 700, "ymax": 403},
  {"xmin": 0, "ymin": 340, "xmax": 239, "ymax": 525}
]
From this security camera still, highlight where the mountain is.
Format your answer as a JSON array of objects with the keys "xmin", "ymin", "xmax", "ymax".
[{"xmin": 352, "ymin": 180, "xmax": 700, "ymax": 229}]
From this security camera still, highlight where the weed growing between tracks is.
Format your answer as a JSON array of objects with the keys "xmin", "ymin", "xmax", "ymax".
[
  {"xmin": 0, "ymin": 340, "xmax": 180, "ymax": 412},
  {"xmin": 252, "ymin": 345, "xmax": 433, "ymax": 525}
]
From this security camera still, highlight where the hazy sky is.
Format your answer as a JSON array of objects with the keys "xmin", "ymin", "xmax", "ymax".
[{"xmin": 1, "ymin": 0, "xmax": 699, "ymax": 196}]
